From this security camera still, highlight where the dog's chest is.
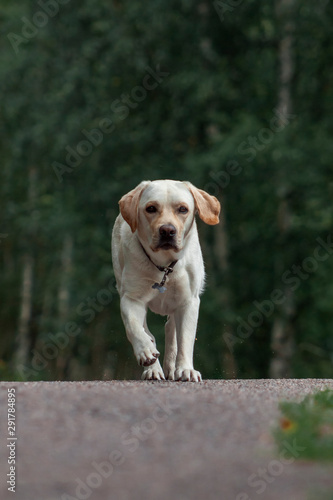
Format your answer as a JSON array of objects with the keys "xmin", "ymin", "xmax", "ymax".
[{"xmin": 147, "ymin": 274, "xmax": 188, "ymax": 315}]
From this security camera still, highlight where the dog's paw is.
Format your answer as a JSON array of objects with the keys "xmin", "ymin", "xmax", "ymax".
[
  {"xmin": 135, "ymin": 344, "xmax": 160, "ymax": 367},
  {"xmin": 175, "ymin": 368, "xmax": 202, "ymax": 382},
  {"xmin": 142, "ymin": 360, "xmax": 165, "ymax": 381},
  {"xmin": 163, "ymin": 365, "xmax": 176, "ymax": 381}
]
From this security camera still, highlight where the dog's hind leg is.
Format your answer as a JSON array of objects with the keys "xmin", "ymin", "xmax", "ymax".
[{"xmin": 163, "ymin": 314, "xmax": 177, "ymax": 380}]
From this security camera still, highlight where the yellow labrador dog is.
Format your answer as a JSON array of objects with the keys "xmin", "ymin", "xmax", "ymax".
[{"xmin": 112, "ymin": 180, "xmax": 220, "ymax": 381}]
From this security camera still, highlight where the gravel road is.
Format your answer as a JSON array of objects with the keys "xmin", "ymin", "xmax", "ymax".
[{"xmin": 1, "ymin": 379, "xmax": 333, "ymax": 500}]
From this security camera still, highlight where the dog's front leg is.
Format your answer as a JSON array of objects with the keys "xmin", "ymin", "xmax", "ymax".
[
  {"xmin": 174, "ymin": 297, "xmax": 202, "ymax": 382},
  {"xmin": 120, "ymin": 296, "xmax": 160, "ymax": 366}
]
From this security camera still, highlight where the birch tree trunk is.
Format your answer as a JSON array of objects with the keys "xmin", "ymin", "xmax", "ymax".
[
  {"xmin": 214, "ymin": 195, "xmax": 237, "ymax": 379},
  {"xmin": 15, "ymin": 255, "xmax": 34, "ymax": 370},
  {"xmin": 56, "ymin": 233, "xmax": 74, "ymax": 379},
  {"xmin": 15, "ymin": 167, "xmax": 37, "ymax": 372},
  {"xmin": 269, "ymin": 0, "xmax": 296, "ymax": 378}
]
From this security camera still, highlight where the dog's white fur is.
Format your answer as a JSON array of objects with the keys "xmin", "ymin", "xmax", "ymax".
[{"xmin": 111, "ymin": 180, "xmax": 220, "ymax": 381}]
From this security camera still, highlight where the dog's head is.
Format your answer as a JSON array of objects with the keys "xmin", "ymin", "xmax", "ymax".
[{"xmin": 119, "ymin": 180, "xmax": 220, "ymax": 253}]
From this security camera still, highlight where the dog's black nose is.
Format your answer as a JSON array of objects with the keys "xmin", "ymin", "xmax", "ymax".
[{"xmin": 159, "ymin": 224, "xmax": 177, "ymax": 238}]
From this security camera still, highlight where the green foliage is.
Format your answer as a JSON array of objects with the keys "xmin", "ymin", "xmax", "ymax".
[{"xmin": 275, "ymin": 389, "xmax": 333, "ymax": 461}]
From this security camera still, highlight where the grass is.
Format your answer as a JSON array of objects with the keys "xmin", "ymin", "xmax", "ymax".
[{"xmin": 275, "ymin": 388, "xmax": 333, "ymax": 461}]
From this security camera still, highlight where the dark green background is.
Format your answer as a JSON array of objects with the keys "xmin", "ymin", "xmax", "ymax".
[{"xmin": 1, "ymin": 0, "xmax": 332, "ymax": 381}]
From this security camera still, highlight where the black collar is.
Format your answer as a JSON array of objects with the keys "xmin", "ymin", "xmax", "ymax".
[{"xmin": 140, "ymin": 243, "xmax": 178, "ymax": 293}]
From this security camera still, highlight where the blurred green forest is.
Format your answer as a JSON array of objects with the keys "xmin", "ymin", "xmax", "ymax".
[{"xmin": 0, "ymin": 0, "xmax": 332, "ymax": 381}]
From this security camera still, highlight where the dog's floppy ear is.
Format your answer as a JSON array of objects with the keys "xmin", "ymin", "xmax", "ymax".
[
  {"xmin": 119, "ymin": 181, "xmax": 150, "ymax": 232},
  {"xmin": 185, "ymin": 182, "xmax": 220, "ymax": 225}
]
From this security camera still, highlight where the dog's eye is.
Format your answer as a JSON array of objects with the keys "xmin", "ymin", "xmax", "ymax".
[
  {"xmin": 146, "ymin": 205, "xmax": 157, "ymax": 213},
  {"xmin": 179, "ymin": 206, "xmax": 188, "ymax": 214}
]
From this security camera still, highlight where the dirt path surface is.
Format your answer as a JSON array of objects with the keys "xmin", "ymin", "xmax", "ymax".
[{"xmin": 1, "ymin": 379, "xmax": 333, "ymax": 500}]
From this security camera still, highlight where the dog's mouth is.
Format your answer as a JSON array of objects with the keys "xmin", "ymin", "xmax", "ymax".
[
  {"xmin": 154, "ymin": 237, "xmax": 179, "ymax": 252},
  {"xmin": 157, "ymin": 242, "xmax": 178, "ymax": 251}
]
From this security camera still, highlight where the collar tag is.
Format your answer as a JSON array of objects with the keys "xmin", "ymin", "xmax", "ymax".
[
  {"xmin": 152, "ymin": 265, "xmax": 175, "ymax": 292},
  {"xmin": 152, "ymin": 283, "xmax": 167, "ymax": 293},
  {"xmin": 139, "ymin": 242, "xmax": 178, "ymax": 293}
]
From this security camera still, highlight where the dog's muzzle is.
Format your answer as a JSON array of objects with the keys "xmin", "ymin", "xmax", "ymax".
[{"xmin": 157, "ymin": 224, "xmax": 177, "ymax": 250}]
